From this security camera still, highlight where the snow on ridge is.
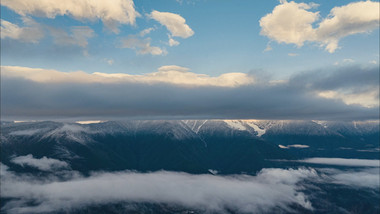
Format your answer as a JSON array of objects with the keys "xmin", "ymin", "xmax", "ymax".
[
  {"xmin": 312, "ymin": 120, "xmax": 328, "ymax": 128},
  {"xmin": 223, "ymin": 120, "xmax": 247, "ymax": 131},
  {"xmin": 42, "ymin": 124, "xmax": 93, "ymax": 144},
  {"xmin": 182, "ymin": 120, "xmax": 208, "ymax": 134},
  {"xmin": 244, "ymin": 121, "xmax": 266, "ymax": 137}
]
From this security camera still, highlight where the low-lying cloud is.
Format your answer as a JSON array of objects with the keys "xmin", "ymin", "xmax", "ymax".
[
  {"xmin": 297, "ymin": 158, "xmax": 380, "ymax": 167},
  {"xmin": 1, "ymin": 164, "xmax": 315, "ymax": 214},
  {"xmin": 2, "ymin": 161, "xmax": 379, "ymax": 214},
  {"xmin": 10, "ymin": 154, "xmax": 69, "ymax": 171},
  {"xmin": 1, "ymin": 64, "xmax": 378, "ymax": 120},
  {"xmin": 321, "ymin": 168, "xmax": 380, "ymax": 189}
]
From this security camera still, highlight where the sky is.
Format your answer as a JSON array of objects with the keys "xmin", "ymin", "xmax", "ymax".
[{"xmin": 1, "ymin": 0, "xmax": 379, "ymax": 120}]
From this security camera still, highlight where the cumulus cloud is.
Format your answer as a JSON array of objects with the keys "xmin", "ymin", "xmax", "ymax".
[
  {"xmin": 1, "ymin": 65, "xmax": 378, "ymax": 120},
  {"xmin": 168, "ymin": 35, "xmax": 180, "ymax": 46},
  {"xmin": 10, "ymin": 154, "xmax": 69, "ymax": 171},
  {"xmin": 0, "ymin": 17, "xmax": 44, "ymax": 43},
  {"xmin": 260, "ymin": 1, "xmax": 318, "ymax": 47},
  {"xmin": 0, "ymin": 166, "xmax": 316, "ymax": 214},
  {"xmin": 1, "ymin": 0, "xmax": 140, "ymax": 33},
  {"xmin": 50, "ymin": 26, "xmax": 95, "ymax": 48},
  {"xmin": 260, "ymin": 1, "xmax": 380, "ymax": 53},
  {"xmin": 149, "ymin": 10, "xmax": 194, "ymax": 38},
  {"xmin": 120, "ymin": 35, "xmax": 166, "ymax": 55}
]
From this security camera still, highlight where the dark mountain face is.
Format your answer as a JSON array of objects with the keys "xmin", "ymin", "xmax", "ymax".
[
  {"xmin": 1, "ymin": 120, "xmax": 378, "ymax": 174},
  {"xmin": 0, "ymin": 120, "xmax": 289, "ymax": 174}
]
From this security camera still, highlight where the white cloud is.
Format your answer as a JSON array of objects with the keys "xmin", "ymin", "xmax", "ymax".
[
  {"xmin": 330, "ymin": 168, "xmax": 380, "ymax": 188},
  {"xmin": 139, "ymin": 27, "xmax": 155, "ymax": 37},
  {"xmin": 317, "ymin": 1, "xmax": 380, "ymax": 53},
  {"xmin": 1, "ymin": 65, "xmax": 254, "ymax": 88},
  {"xmin": 158, "ymin": 65, "xmax": 190, "ymax": 72},
  {"xmin": 120, "ymin": 35, "xmax": 166, "ymax": 56},
  {"xmin": 319, "ymin": 168, "xmax": 380, "ymax": 189},
  {"xmin": 297, "ymin": 157, "xmax": 380, "ymax": 167},
  {"xmin": 260, "ymin": 1, "xmax": 380, "ymax": 53},
  {"xmin": 1, "ymin": 17, "xmax": 44, "ymax": 43},
  {"xmin": 1, "ymin": 0, "xmax": 140, "ymax": 33},
  {"xmin": 279, "ymin": 144, "xmax": 309, "ymax": 149},
  {"xmin": 149, "ymin": 10, "xmax": 194, "ymax": 38},
  {"xmin": 10, "ymin": 154, "xmax": 69, "ymax": 171},
  {"xmin": 0, "ymin": 166, "xmax": 316, "ymax": 214},
  {"xmin": 168, "ymin": 36, "xmax": 180, "ymax": 46},
  {"xmin": 260, "ymin": 1, "xmax": 318, "ymax": 46},
  {"xmin": 50, "ymin": 26, "xmax": 94, "ymax": 48}
]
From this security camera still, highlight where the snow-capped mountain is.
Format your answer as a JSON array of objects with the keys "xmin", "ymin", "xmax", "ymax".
[{"xmin": 1, "ymin": 119, "xmax": 378, "ymax": 174}]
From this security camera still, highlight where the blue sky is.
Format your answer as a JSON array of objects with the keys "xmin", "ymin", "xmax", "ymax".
[
  {"xmin": 1, "ymin": 0, "xmax": 379, "ymax": 120},
  {"xmin": 1, "ymin": 0, "xmax": 378, "ymax": 78}
]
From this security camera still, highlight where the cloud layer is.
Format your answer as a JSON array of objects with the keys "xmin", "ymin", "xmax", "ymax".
[
  {"xmin": 297, "ymin": 158, "xmax": 380, "ymax": 167},
  {"xmin": 2, "ymin": 159, "xmax": 379, "ymax": 214},
  {"xmin": 1, "ymin": 65, "xmax": 378, "ymax": 120},
  {"xmin": 1, "ymin": 164, "xmax": 315, "ymax": 214},
  {"xmin": 260, "ymin": 1, "xmax": 380, "ymax": 52},
  {"xmin": 1, "ymin": 65, "xmax": 254, "ymax": 87},
  {"xmin": 10, "ymin": 154, "xmax": 69, "ymax": 171}
]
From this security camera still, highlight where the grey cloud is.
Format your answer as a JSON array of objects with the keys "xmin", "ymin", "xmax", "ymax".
[
  {"xmin": 0, "ymin": 165, "xmax": 315, "ymax": 214},
  {"xmin": 10, "ymin": 154, "xmax": 69, "ymax": 171},
  {"xmin": 290, "ymin": 65, "xmax": 379, "ymax": 91},
  {"xmin": 1, "ymin": 65, "xmax": 378, "ymax": 120}
]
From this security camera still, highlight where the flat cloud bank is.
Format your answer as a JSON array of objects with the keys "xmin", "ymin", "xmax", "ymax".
[
  {"xmin": 2, "ymin": 155, "xmax": 380, "ymax": 214},
  {"xmin": 1, "ymin": 164, "xmax": 315, "ymax": 214},
  {"xmin": 1, "ymin": 65, "xmax": 379, "ymax": 121},
  {"xmin": 298, "ymin": 157, "xmax": 380, "ymax": 167}
]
